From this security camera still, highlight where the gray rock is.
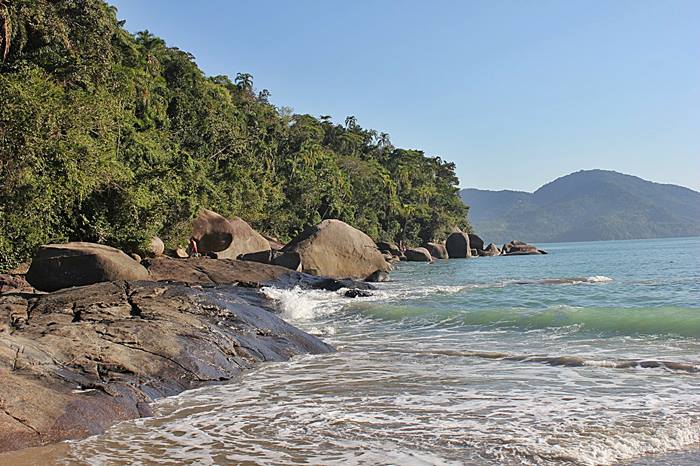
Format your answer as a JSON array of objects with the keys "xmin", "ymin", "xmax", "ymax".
[
  {"xmin": 145, "ymin": 236, "xmax": 165, "ymax": 257},
  {"xmin": 501, "ymin": 240, "xmax": 542, "ymax": 255},
  {"xmin": 144, "ymin": 257, "xmax": 373, "ymax": 292},
  {"xmin": 272, "ymin": 251, "xmax": 303, "ymax": 272},
  {"xmin": 483, "ymin": 243, "xmax": 501, "ymax": 256},
  {"xmin": 468, "ymin": 233, "xmax": 485, "ymax": 251},
  {"xmin": 404, "ymin": 247, "xmax": 433, "ymax": 262},
  {"xmin": 376, "ymin": 241, "xmax": 401, "ymax": 257},
  {"xmin": 26, "ymin": 243, "xmax": 149, "ymax": 292},
  {"xmin": 191, "ymin": 209, "xmax": 270, "ymax": 260},
  {"xmin": 239, "ymin": 250, "xmax": 273, "ymax": 264},
  {"xmin": 446, "ymin": 232, "xmax": 471, "ymax": 258},
  {"xmin": 282, "ymin": 220, "xmax": 391, "ymax": 281},
  {"xmin": 423, "ymin": 242, "xmax": 448, "ymax": 259},
  {"xmin": 0, "ymin": 280, "xmax": 333, "ymax": 453}
]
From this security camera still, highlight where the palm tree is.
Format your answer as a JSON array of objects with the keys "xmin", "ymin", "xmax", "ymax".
[
  {"xmin": 378, "ymin": 132, "xmax": 392, "ymax": 149},
  {"xmin": 344, "ymin": 115, "xmax": 357, "ymax": 129},
  {"xmin": 235, "ymin": 72, "xmax": 254, "ymax": 93}
]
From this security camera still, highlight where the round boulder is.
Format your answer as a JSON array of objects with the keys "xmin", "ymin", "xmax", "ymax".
[
  {"xmin": 26, "ymin": 242, "xmax": 149, "ymax": 292},
  {"xmin": 191, "ymin": 209, "xmax": 270, "ymax": 260},
  {"xmin": 282, "ymin": 219, "xmax": 391, "ymax": 280},
  {"xmin": 404, "ymin": 247, "xmax": 433, "ymax": 262},
  {"xmin": 468, "ymin": 233, "xmax": 485, "ymax": 252},
  {"xmin": 144, "ymin": 236, "xmax": 165, "ymax": 257},
  {"xmin": 446, "ymin": 232, "xmax": 471, "ymax": 258},
  {"xmin": 423, "ymin": 242, "xmax": 448, "ymax": 259}
]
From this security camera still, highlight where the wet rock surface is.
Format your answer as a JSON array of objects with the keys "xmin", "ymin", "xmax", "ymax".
[{"xmin": 0, "ymin": 276, "xmax": 335, "ymax": 453}]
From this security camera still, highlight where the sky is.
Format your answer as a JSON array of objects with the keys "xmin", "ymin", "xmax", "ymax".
[{"xmin": 110, "ymin": 0, "xmax": 700, "ymax": 192}]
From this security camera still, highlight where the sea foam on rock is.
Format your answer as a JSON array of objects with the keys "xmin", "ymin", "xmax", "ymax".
[{"xmin": 0, "ymin": 280, "xmax": 333, "ymax": 453}]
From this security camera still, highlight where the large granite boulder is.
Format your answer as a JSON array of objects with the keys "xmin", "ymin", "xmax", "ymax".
[
  {"xmin": 26, "ymin": 243, "xmax": 149, "ymax": 292},
  {"xmin": 279, "ymin": 219, "xmax": 391, "ymax": 281},
  {"xmin": 191, "ymin": 209, "xmax": 270, "ymax": 260},
  {"xmin": 423, "ymin": 242, "xmax": 448, "ymax": 259},
  {"xmin": 405, "ymin": 247, "xmax": 433, "ymax": 262},
  {"xmin": 0, "ymin": 280, "xmax": 333, "ymax": 453},
  {"xmin": 468, "ymin": 233, "xmax": 485, "ymax": 251},
  {"xmin": 446, "ymin": 232, "xmax": 471, "ymax": 258},
  {"xmin": 502, "ymin": 240, "xmax": 543, "ymax": 255}
]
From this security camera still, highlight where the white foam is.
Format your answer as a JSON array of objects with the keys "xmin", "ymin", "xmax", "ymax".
[
  {"xmin": 586, "ymin": 275, "xmax": 613, "ymax": 283},
  {"xmin": 260, "ymin": 282, "xmax": 473, "ymax": 324},
  {"xmin": 260, "ymin": 286, "xmax": 341, "ymax": 321}
]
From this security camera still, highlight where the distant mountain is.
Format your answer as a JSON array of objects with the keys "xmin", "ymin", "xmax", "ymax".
[{"xmin": 460, "ymin": 170, "xmax": 700, "ymax": 244}]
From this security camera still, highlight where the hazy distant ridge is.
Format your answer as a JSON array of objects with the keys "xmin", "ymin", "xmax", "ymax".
[{"xmin": 461, "ymin": 169, "xmax": 700, "ymax": 244}]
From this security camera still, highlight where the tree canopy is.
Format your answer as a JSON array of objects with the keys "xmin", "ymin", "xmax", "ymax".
[{"xmin": 0, "ymin": 0, "xmax": 469, "ymax": 270}]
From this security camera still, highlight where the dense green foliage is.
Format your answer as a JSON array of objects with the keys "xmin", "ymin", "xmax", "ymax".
[
  {"xmin": 461, "ymin": 169, "xmax": 700, "ymax": 244},
  {"xmin": 0, "ymin": 0, "xmax": 468, "ymax": 270}
]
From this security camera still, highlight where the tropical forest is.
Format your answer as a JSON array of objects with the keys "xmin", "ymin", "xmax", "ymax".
[{"xmin": 0, "ymin": 0, "xmax": 469, "ymax": 270}]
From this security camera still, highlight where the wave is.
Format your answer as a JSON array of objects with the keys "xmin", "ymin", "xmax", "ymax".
[
  {"xmin": 362, "ymin": 305, "xmax": 700, "ymax": 337},
  {"xmin": 411, "ymin": 349, "xmax": 700, "ymax": 373},
  {"xmin": 261, "ymin": 281, "xmax": 699, "ymax": 337},
  {"xmin": 260, "ymin": 283, "xmax": 471, "ymax": 322},
  {"xmin": 503, "ymin": 275, "xmax": 613, "ymax": 285}
]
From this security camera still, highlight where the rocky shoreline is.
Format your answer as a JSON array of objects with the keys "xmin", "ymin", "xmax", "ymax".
[
  {"xmin": 0, "ymin": 209, "xmax": 546, "ymax": 455},
  {"xmin": 0, "ymin": 258, "xmax": 372, "ymax": 453}
]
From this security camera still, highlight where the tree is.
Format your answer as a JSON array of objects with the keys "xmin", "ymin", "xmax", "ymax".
[
  {"xmin": 235, "ymin": 72, "xmax": 253, "ymax": 93},
  {"xmin": 0, "ymin": 0, "xmax": 470, "ymax": 270}
]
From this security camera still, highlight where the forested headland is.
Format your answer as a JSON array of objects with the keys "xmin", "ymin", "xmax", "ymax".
[{"xmin": 0, "ymin": 0, "xmax": 469, "ymax": 270}]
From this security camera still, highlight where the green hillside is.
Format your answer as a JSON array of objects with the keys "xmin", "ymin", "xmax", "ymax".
[{"xmin": 461, "ymin": 170, "xmax": 700, "ymax": 244}]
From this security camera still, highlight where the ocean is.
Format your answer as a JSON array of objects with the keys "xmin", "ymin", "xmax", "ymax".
[{"xmin": 53, "ymin": 237, "xmax": 700, "ymax": 465}]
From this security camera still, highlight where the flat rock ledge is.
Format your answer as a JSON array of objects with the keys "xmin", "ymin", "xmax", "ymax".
[
  {"xmin": 143, "ymin": 256, "xmax": 374, "ymax": 291},
  {"xmin": 0, "ymin": 258, "xmax": 355, "ymax": 453}
]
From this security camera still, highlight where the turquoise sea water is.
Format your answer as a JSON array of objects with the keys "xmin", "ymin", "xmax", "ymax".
[{"xmin": 62, "ymin": 237, "xmax": 700, "ymax": 465}]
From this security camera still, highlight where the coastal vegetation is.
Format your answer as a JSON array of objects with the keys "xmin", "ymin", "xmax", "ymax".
[{"xmin": 0, "ymin": 0, "xmax": 469, "ymax": 271}]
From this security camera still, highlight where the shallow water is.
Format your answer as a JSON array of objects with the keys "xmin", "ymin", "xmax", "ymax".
[{"xmin": 55, "ymin": 237, "xmax": 699, "ymax": 465}]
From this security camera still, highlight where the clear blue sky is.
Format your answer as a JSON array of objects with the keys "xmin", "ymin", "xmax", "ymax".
[{"xmin": 110, "ymin": 0, "xmax": 700, "ymax": 192}]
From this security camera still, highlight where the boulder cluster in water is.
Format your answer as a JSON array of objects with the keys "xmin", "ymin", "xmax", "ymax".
[
  {"xmin": 0, "ymin": 209, "xmax": 545, "ymax": 455},
  {"xmin": 379, "ymin": 232, "xmax": 547, "ymax": 263}
]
